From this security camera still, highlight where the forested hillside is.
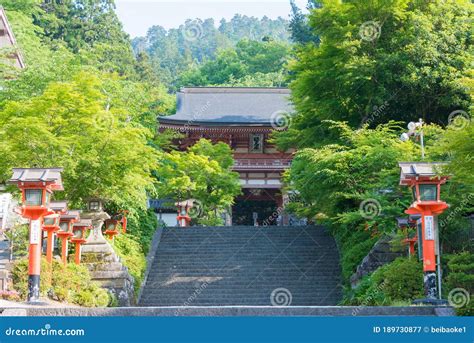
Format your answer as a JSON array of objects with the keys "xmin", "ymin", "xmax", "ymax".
[{"xmin": 132, "ymin": 15, "xmax": 291, "ymax": 89}]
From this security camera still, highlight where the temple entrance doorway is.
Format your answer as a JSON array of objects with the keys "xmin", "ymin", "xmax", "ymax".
[{"xmin": 232, "ymin": 188, "xmax": 281, "ymax": 226}]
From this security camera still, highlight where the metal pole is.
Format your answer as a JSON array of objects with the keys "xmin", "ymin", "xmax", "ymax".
[
  {"xmin": 419, "ymin": 119, "xmax": 425, "ymax": 160},
  {"xmin": 435, "ymin": 216, "xmax": 442, "ymax": 299}
]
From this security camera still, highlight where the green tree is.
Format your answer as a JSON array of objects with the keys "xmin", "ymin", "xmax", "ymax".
[
  {"xmin": 154, "ymin": 139, "xmax": 241, "ymax": 225},
  {"xmin": 277, "ymin": 0, "xmax": 473, "ymax": 149},
  {"xmin": 0, "ymin": 72, "xmax": 159, "ymax": 209},
  {"xmin": 177, "ymin": 39, "xmax": 291, "ymax": 87},
  {"xmin": 35, "ymin": 0, "xmax": 136, "ymax": 75},
  {"xmin": 133, "ymin": 15, "xmax": 291, "ymax": 89},
  {"xmin": 289, "ymin": 0, "xmax": 321, "ymax": 44}
]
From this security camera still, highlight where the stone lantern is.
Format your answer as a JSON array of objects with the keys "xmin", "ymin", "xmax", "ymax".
[
  {"xmin": 399, "ymin": 162, "xmax": 449, "ymax": 304},
  {"xmin": 8, "ymin": 168, "xmax": 63, "ymax": 302}
]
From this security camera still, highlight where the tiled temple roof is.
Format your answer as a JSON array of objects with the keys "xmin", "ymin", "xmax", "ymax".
[{"xmin": 159, "ymin": 87, "xmax": 293, "ymax": 126}]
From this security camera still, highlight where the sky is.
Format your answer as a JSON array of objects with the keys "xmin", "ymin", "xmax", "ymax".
[{"xmin": 115, "ymin": 0, "xmax": 308, "ymax": 38}]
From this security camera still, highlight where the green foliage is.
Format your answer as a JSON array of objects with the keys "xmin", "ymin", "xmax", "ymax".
[
  {"xmin": 34, "ymin": 0, "xmax": 136, "ymax": 76},
  {"xmin": 289, "ymin": 0, "xmax": 321, "ymax": 44},
  {"xmin": 133, "ymin": 16, "xmax": 290, "ymax": 89},
  {"xmin": 284, "ymin": 122, "xmax": 418, "ymax": 222},
  {"xmin": 340, "ymin": 234, "xmax": 378, "ymax": 282},
  {"xmin": 111, "ymin": 233, "xmax": 147, "ymax": 295},
  {"xmin": 436, "ymin": 117, "xmax": 474, "ymax": 186},
  {"xmin": 346, "ymin": 257, "xmax": 423, "ymax": 305},
  {"xmin": 11, "ymin": 258, "xmax": 110, "ymax": 306},
  {"xmin": 444, "ymin": 252, "xmax": 474, "ymax": 316},
  {"xmin": 3, "ymin": 224, "xmax": 28, "ymax": 258},
  {"xmin": 0, "ymin": 71, "xmax": 160, "ymax": 209},
  {"xmin": 154, "ymin": 139, "xmax": 241, "ymax": 225},
  {"xmin": 122, "ymin": 208, "xmax": 159, "ymax": 255},
  {"xmin": 278, "ymin": 0, "xmax": 473, "ymax": 149},
  {"xmin": 177, "ymin": 39, "xmax": 291, "ymax": 87},
  {"xmin": 11, "ymin": 257, "xmax": 52, "ymax": 298}
]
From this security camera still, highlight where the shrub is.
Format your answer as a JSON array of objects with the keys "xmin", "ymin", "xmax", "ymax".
[
  {"xmin": 11, "ymin": 258, "xmax": 52, "ymax": 298},
  {"xmin": 382, "ymin": 258, "xmax": 424, "ymax": 300},
  {"xmin": 4, "ymin": 224, "xmax": 29, "ymax": 258},
  {"xmin": 11, "ymin": 258, "xmax": 111, "ymax": 307},
  {"xmin": 112, "ymin": 233, "xmax": 146, "ymax": 296},
  {"xmin": 346, "ymin": 257, "xmax": 423, "ymax": 306},
  {"xmin": 444, "ymin": 252, "xmax": 474, "ymax": 316},
  {"xmin": 0, "ymin": 290, "xmax": 20, "ymax": 301},
  {"xmin": 338, "ymin": 230, "xmax": 378, "ymax": 281},
  {"xmin": 125, "ymin": 208, "xmax": 158, "ymax": 255}
]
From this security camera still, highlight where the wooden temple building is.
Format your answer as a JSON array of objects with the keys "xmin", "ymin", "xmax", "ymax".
[{"xmin": 157, "ymin": 87, "xmax": 295, "ymax": 226}]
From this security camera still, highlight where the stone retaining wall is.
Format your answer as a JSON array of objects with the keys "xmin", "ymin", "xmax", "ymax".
[
  {"xmin": 350, "ymin": 235, "xmax": 405, "ymax": 288},
  {"xmin": 0, "ymin": 305, "xmax": 455, "ymax": 317}
]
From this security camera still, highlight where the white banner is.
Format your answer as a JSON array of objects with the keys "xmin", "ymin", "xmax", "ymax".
[
  {"xmin": 424, "ymin": 215, "xmax": 435, "ymax": 240},
  {"xmin": 30, "ymin": 219, "xmax": 41, "ymax": 244}
]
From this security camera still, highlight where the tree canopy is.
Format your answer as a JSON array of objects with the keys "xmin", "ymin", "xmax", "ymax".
[
  {"xmin": 177, "ymin": 39, "xmax": 291, "ymax": 87},
  {"xmin": 276, "ymin": 0, "xmax": 473, "ymax": 149},
  {"xmin": 154, "ymin": 139, "xmax": 241, "ymax": 225}
]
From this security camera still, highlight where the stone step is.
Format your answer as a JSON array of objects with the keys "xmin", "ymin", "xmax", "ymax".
[
  {"xmin": 139, "ymin": 225, "xmax": 342, "ymax": 307},
  {"xmin": 89, "ymin": 270, "xmax": 130, "ymax": 279},
  {"xmin": 83, "ymin": 262, "xmax": 125, "ymax": 272}
]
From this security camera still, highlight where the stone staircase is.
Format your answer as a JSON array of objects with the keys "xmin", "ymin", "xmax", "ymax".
[{"xmin": 139, "ymin": 226, "xmax": 343, "ymax": 307}]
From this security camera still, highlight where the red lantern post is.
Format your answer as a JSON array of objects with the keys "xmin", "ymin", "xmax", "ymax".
[
  {"xmin": 8, "ymin": 168, "xmax": 63, "ymax": 302},
  {"xmin": 396, "ymin": 217, "xmax": 418, "ymax": 257},
  {"xmin": 42, "ymin": 214, "xmax": 60, "ymax": 263},
  {"xmin": 176, "ymin": 200, "xmax": 194, "ymax": 227},
  {"xmin": 120, "ymin": 210, "xmax": 128, "ymax": 234},
  {"xmin": 57, "ymin": 210, "xmax": 80, "ymax": 265},
  {"xmin": 42, "ymin": 201, "xmax": 68, "ymax": 263},
  {"xmin": 71, "ymin": 219, "xmax": 92, "ymax": 264},
  {"xmin": 399, "ymin": 162, "xmax": 449, "ymax": 303}
]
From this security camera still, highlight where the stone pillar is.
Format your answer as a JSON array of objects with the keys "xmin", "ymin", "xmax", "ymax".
[{"xmin": 80, "ymin": 211, "xmax": 134, "ymax": 306}]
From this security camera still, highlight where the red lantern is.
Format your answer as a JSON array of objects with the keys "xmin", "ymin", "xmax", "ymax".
[
  {"xmin": 399, "ymin": 162, "xmax": 449, "ymax": 303},
  {"xmin": 104, "ymin": 218, "xmax": 120, "ymax": 239},
  {"xmin": 42, "ymin": 214, "xmax": 60, "ymax": 263},
  {"xmin": 58, "ymin": 210, "xmax": 80, "ymax": 265},
  {"xmin": 8, "ymin": 168, "xmax": 63, "ymax": 302},
  {"xmin": 42, "ymin": 201, "xmax": 68, "ymax": 264},
  {"xmin": 176, "ymin": 200, "xmax": 194, "ymax": 227},
  {"xmin": 71, "ymin": 219, "xmax": 92, "ymax": 264}
]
